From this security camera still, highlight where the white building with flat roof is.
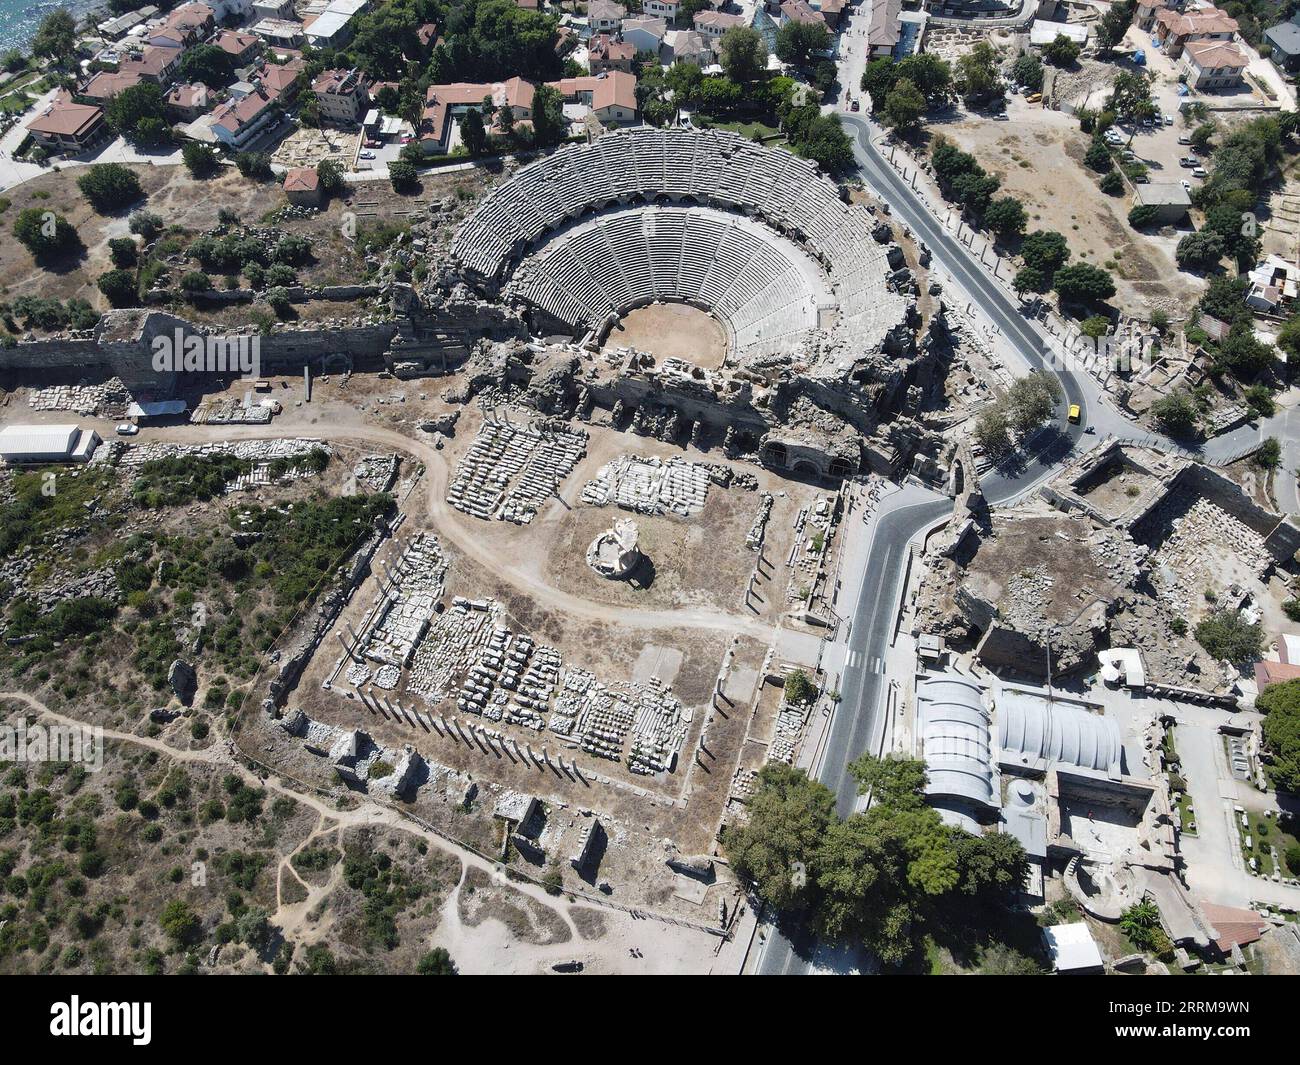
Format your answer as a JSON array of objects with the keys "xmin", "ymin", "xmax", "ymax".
[{"xmin": 0, "ymin": 424, "xmax": 101, "ymax": 464}]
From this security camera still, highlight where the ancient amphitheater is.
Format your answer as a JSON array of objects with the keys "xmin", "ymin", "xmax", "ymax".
[{"xmin": 451, "ymin": 128, "xmax": 909, "ymax": 365}]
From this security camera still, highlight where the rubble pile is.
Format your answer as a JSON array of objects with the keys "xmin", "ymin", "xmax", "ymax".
[
  {"xmin": 580, "ymin": 454, "xmax": 710, "ymax": 517},
  {"xmin": 407, "ymin": 597, "xmax": 499, "ymax": 704},
  {"xmin": 29, "ymin": 378, "xmax": 131, "ymax": 417},
  {"xmin": 446, "ymin": 417, "xmax": 587, "ymax": 524},
  {"xmin": 1142, "ymin": 495, "xmax": 1271, "ymax": 613},
  {"xmin": 359, "ymin": 534, "xmax": 447, "ymax": 668}
]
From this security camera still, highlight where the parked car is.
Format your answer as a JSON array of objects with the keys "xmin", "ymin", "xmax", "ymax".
[
  {"xmin": 1178, "ymin": 134, "xmax": 1192, "ymax": 144},
  {"xmin": 1192, "ymin": 166, "xmax": 1207, "ymax": 177},
  {"xmin": 1181, "ymin": 179, "xmax": 1192, "ymax": 193},
  {"xmin": 359, "ymin": 150, "xmax": 375, "ymax": 159},
  {"xmin": 1180, "ymin": 156, "xmax": 1197, "ymax": 167},
  {"xmin": 115, "ymin": 423, "xmax": 138, "ymax": 436},
  {"xmin": 1164, "ymin": 114, "xmax": 1174, "ymax": 125}
]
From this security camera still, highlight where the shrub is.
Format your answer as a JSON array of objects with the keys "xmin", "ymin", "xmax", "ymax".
[
  {"xmin": 76, "ymin": 163, "xmax": 142, "ymax": 212},
  {"xmin": 108, "ymin": 237, "xmax": 138, "ymax": 268},
  {"xmin": 96, "ymin": 269, "xmax": 138, "ymax": 308},
  {"xmin": 1194, "ymin": 609, "xmax": 1262, "ymax": 663}
]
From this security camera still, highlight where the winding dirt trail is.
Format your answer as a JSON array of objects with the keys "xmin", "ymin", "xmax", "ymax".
[{"xmin": 141, "ymin": 414, "xmax": 778, "ymax": 641}]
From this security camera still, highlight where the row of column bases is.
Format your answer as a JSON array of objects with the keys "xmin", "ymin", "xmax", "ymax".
[{"xmin": 353, "ymin": 684, "xmax": 588, "ymax": 783}]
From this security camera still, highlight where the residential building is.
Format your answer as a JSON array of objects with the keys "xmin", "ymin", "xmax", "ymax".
[
  {"xmin": 1245, "ymin": 254, "xmax": 1299, "ymax": 313},
  {"xmin": 693, "ymin": 10, "xmax": 745, "ymax": 37},
  {"xmin": 211, "ymin": 87, "xmax": 281, "ymax": 147},
  {"xmin": 779, "ymin": 0, "xmax": 823, "ymax": 26},
  {"xmin": 643, "ymin": 0, "xmax": 680, "ymax": 21},
  {"xmin": 1136, "ymin": 0, "xmax": 1173, "ymax": 32},
  {"xmin": 623, "ymin": 15, "xmax": 667, "ymax": 54},
  {"xmin": 817, "ymin": 0, "xmax": 845, "ymax": 29},
  {"xmin": 1266, "ymin": 14, "xmax": 1300, "ymax": 71},
  {"xmin": 283, "ymin": 166, "xmax": 322, "ymax": 206},
  {"xmin": 150, "ymin": 2, "xmax": 216, "ymax": 47},
  {"xmin": 250, "ymin": 18, "xmax": 306, "ymax": 47},
  {"xmin": 79, "ymin": 70, "xmax": 144, "ymax": 104},
  {"xmin": 868, "ymin": 0, "xmax": 902, "ymax": 57},
  {"xmin": 118, "ymin": 45, "xmax": 181, "ymax": 85},
  {"xmin": 664, "ymin": 29, "xmax": 712, "ymax": 66},
  {"xmin": 1153, "ymin": 6, "xmax": 1238, "ymax": 58},
  {"xmin": 257, "ymin": 57, "xmax": 306, "ymax": 102},
  {"xmin": 26, "ymin": 92, "xmax": 106, "ymax": 154},
  {"xmin": 312, "ymin": 67, "xmax": 370, "ymax": 125},
  {"xmin": 419, "ymin": 77, "xmax": 536, "ymax": 153},
  {"xmin": 1179, "ymin": 38, "xmax": 1249, "ymax": 89},
  {"xmin": 214, "ymin": 29, "xmax": 262, "ymax": 65},
  {"xmin": 165, "ymin": 82, "xmax": 213, "ymax": 121},
  {"xmin": 251, "ymin": 0, "xmax": 294, "ymax": 17},
  {"xmin": 588, "ymin": 0, "xmax": 625, "ymax": 33},
  {"xmin": 547, "ymin": 70, "xmax": 639, "ymax": 124},
  {"xmin": 97, "ymin": 7, "xmax": 159, "ymax": 40},
  {"xmin": 589, "ymin": 34, "xmax": 636, "ymax": 73},
  {"xmin": 305, "ymin": 0, "xmax": 370, "ymax": 49}
]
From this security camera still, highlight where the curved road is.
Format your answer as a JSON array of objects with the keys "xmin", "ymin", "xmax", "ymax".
[{"xmin": 756, "ymin": 115, "xmax": 1284, "ymax": 975}]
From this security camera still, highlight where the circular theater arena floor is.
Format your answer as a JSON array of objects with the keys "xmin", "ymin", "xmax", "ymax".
[{"xmin": 602, "ymin": 303, "xmax": 728, "ymax": 369}]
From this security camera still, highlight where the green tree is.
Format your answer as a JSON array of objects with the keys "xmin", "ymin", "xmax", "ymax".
[
  {"xmin": 13, "ymin": 207, "xmax": 80, "ymax": 260},
  {"xmin": 182, "ymin": 141, "xmax": 219, "ymax": 178},
  {"xmin": 1175, "ymin": 229, "xmax": 1225, "ymax": 270},
  {"xmin": 1151, "ymin": 390, "xmax": 1198, "ymax": 436},
  {"xmin": 1254, "ymin": 436, "xmax": 1282, "ymax": 470},
  {"xmin": 1127, "ymin": 203, "xmax": 1160, "ymax": 229},
  {"xmin": 32, "ymin": 9, "xmax": 77, "ymax": 67},
  {"xmin": 1020, "ymin": 229, "xmax": 1070, "ymax": 274},
  {"xmin": 1013, "ymin": 265, "xmax": 1046, "ymax": 294},
  {"xmin": 954, "ymin": 41, "xmax": 1003, "ymax": 108},
  {"xmin": 177, "ymin": 43, "xmax": 235, "ymax": 87},
  {"xmin": 1096, "ymin": 0, "xmax": 1136, "ymax": 54},
  {"xmin": 1044, "ymin": 34, "xmax": 1081, "ymax": 67},
  {"xmin": 718, "ymin": 26, "xmax": 768, "ymax": 84},
  {"xmin": 77, "ymin": 164, "xmax": 142, "ymax": 212},
  {"xmin": 984, "ymin": 196, "xmax": 1027, "ymax": 237},
  {"xmin": 721, "ymin": 763, "xmax": 836, "ymax": 911},
  {"xmin": 1190, "ymin": 121, "xmax": 1216, "ymax": 152},
  {"xmin": 97, "ymin": 269, "xmax": 139, "ymax": 308},
  {"xmin": 530, "ymin": 84, "xmax": 566, "ymax": 146},
  {"xmin": 159, "ymin": 898, "xmax": 200, "ymax": 945},
  {"xmin": 416, "ymin": 947, "xmax": 458, "ymax": 974},
  {"xmin": 775, "ymin": 21, "xmax": 829, "ymax": 67},
  {"xmin": 1053, "ymin": 262, "xmax": 1115, "ymax": 303},
  {"xmin": 1194, "ymin": 609, "xmax": 1262, "ymax": 663},
  {"xmin": 316, "ymin": 159, "xmax": 345, "ymax": 194},
  {"xmin": 108, "ymin": 237, "xmax": 138, "ymax": 268},
  {"xmin": 459, "ymin": 107, "xmax": 487, "ymax": 156},
  {"xmin": 882, "ymin": 78, "xmax": 926, "ymax": 133},
  {"xmin": 105, "ymin": 82, "xmax": 169, "ymax": 140},
  {"xmin": 974, "ymin": 404, "xmax": 1014, "ymax": 458},
  {"xmin": 388, "ymin": 159, "xmax": 418, "ymax": 192},
  {"xmin": 1084, "ymin": 134, "xmax": 1113, "ymax": 172},
  {"xmin": 1011, "ymin": 53, "xmax": 1043, "ymax": 92},
  {"xmin": 1256, "ymin": 679, "xmax": 1300, "ymax": 793}
]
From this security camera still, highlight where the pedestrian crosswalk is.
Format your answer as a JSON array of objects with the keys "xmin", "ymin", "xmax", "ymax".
[{"xmin": 840, "ymin": 649, "xmax": 884, "ymax": 674}]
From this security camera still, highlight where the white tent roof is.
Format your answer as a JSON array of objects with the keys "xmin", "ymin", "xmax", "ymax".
[
  {"xmin": 1043, "ymin": 921, "xmax": 1103, "ymax": 972},
  {"xmin": 0, "ymin": 423, "xmax": 79, "ymax": 458}
]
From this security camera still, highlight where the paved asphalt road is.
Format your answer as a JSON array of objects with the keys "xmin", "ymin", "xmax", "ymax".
[
  {"xmin": 756, "ymin": 121, "xmax": 1159, "ymax": 975},
  {"xmin": 756, "ymin": 114, "xmax": 1298, "ymax": 974}
]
